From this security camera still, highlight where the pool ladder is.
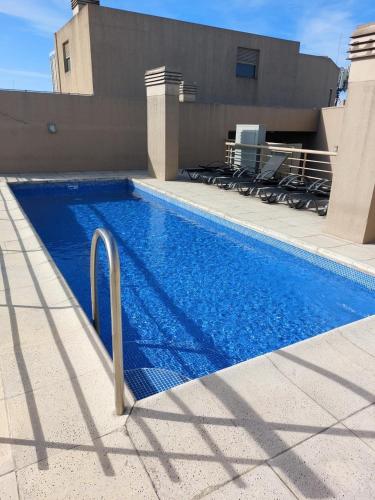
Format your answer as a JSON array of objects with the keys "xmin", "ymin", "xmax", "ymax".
[{"xmin": 90, "ymin": 229, "xmax": 125, "ymax": 415}]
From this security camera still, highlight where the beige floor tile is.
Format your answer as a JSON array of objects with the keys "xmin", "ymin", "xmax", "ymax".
[
  {"xmin": 2, "ymin": 276, "xmax": 77, "ymax": 309},
  {"xmin": 343, "ymin": 404, "xmax": 375, "ymax": 452},
  {"xmin": 6, "ymin": 370, "xmax": 125, "ymax": 470},
  {"xmin": 16, "ymin": 430, "xmax": 157, "ymax": 500},
  {"xmin": 0, "ymin": 250, "xmax": 56, "ymax": 289},
  {"xmin": 127, "ymin": 356, "xmax": 334, "ymax": 499},
  {"xmin": 299, "ymin": 233, "xmax": 348, "ymax": 248},
  {"xmin": 0, "ymin": 332, "xmax": 108, "ymax": 398},
  {"xmin": 0, "ymin": 304, "xmax": 90, "ymax": 352},
  {"xmin": 269, "ymin": 332, "xmax": 375, "ymax": 419},
  {"xmin": 0, "ymin": 372, "xmax": 4, "ymax": 400},
  {"xmin": 269, "ymin": 424, "xmax": 375, "ymax": 499},
  {"xmin": 330, "ymin": 243, "xmax": 375, "ymax": 261},
  {"xmin": 204, "ymin": 464, "xmax": 295, "ymax": 499},
  {"xmin": 359, "ymin": 258, "xmax": 375, "ymax": 271},
  {"xmin": 338, "ymin": 316, "xmax": 375, "ymax": 357},
  {"xmin": 0, "ymin": 400, "xmax": 14, "ymax": 476},
  {"xmin": 1, "ymin": 235, "xmax": 43, "ymax": 253},
  {"xmin": 0, "ymin": 473, "xmax": 18, "ymax": 500},
  {"xmin": 324, "ymin": 325, "xmax": 375, "ymax": 375}
]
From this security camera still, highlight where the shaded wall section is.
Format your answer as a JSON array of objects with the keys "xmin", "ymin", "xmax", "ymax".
[
  {"xmin": 179, "ymin": 103, "xmax": 320, "ymax": 167},
  {"xmin": 0, "ymin": 91, "xmax": 146, "ymax": 173},
  {"xmin": 312, "ymin": 106, "xmax": 345, "ymax": 174},
  {"xmin": 313, "ymin": 107, "xmax": 344, "ymax": 153}
]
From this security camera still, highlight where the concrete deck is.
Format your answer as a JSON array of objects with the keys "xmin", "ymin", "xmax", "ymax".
[{"xmin": 1, "ymin": 171, "xmax": 375, "ymax": 499}]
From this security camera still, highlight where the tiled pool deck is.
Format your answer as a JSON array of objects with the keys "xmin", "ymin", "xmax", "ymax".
[{"xmin": 1, "ymin": 171, "xmax": 375, "ymax": 499}]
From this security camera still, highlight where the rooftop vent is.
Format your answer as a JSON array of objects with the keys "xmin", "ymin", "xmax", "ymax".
[{"xmin": 71, "ymin": 0, "xmax": 100, "ymax": 13}]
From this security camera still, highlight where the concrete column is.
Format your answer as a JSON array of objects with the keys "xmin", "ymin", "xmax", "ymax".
[
  {"xmin": 145, "ymin": 66, "xmax": 182, "ymax": 181},
  {"xmin": 326, "ymin": 23, "xmax": 375, "ymax": 243}
]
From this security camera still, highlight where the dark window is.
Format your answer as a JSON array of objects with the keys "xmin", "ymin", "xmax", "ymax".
[
  {"xmin": 228, "ymin": 130, "xmax": 236, "ymax": 141},
  {"xmin": 63, "ymin": 41, "xmax": 71, "ymax": 73},
  {"xmin": 236, "ymin": 47, "xmax": 259, "ymax": 79},
  {"xmin": 236, "ymin": 63, "xmax": 256, "ymax": 78}
]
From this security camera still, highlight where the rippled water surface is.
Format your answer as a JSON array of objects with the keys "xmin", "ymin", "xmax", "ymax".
[{"xmin": 13, "ymin": 181, "xmax": 375, "ymax": 398}]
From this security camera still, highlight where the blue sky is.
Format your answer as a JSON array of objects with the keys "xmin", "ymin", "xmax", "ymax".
[{"xmin": 0, "ymin": 0, "xmax": 374, "ymax": 91}]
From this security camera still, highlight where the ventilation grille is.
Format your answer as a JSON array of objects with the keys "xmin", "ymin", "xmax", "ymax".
[
  {"xmin": 237, "ymin": 47, "xmax": 259, "ymax": 65},
  {"xmin": 71, "ymin": 0, "xmax": 100, "ymax": 9}
]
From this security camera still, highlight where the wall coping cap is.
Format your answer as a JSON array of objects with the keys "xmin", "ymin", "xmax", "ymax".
[
  {"xmin": 145, "ymin": 67, "xmax": 183, "ymax": 87},
  {"xmin": 71, "ymin": 0, "xmax": 100, "ymax": 9}
]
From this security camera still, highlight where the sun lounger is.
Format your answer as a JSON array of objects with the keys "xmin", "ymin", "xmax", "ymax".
[
  {"xmin": 258, "ymin": 174, "xmax": 311, "ymax": 203},
  {"xmin": 233, "ymin": 152, "xmax": 288, "ymax": 195},
  {"xmin": 286, "ymin": 179, "xmax": 331, "ymax": 216},
  {"xmin": 182, "ymin": 161, "xmax": 229, "ymax": 180}
]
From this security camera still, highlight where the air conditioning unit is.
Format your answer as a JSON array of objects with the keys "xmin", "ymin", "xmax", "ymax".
[{"xmin": 234, "ymin": 124, "xmax": 266, "ymax": 172}]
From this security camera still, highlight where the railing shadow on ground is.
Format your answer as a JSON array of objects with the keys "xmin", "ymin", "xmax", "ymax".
[
  {"xmin": 1, "ymin": 188, "xmax": 375, "ymax": 497},
  {"xmin": 0, "ymin": 190, "xmax": 116, "ymax": 475}
]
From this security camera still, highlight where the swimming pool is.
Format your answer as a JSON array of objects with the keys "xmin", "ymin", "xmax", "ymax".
[{"xmin": 12, "ymin": 180, "xmax": 375, "ymax": 399}]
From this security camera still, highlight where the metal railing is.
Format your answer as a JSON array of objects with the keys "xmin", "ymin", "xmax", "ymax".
[
  {"xmin": 90, "ymin": 228, "xmax": 125, "ymax": 416},
  {"xmin": 225, "ymin": 142, "xmax": 337, "ymax": 181}
]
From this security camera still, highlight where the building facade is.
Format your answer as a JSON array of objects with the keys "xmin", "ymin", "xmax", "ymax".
[{"xmin": 52, "ymin": 1, "xmax": 339, "ymax": 108}]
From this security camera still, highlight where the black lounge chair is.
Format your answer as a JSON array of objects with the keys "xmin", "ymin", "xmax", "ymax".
[
  {"xmin": 234, "ymin": 152, "xmax": 288, "ymax": 195},
  {"xmin": 195, "ymin": 163, "xmax": 244, "ymax": 184},
  {"xmin": 285, "ymin": 179, "xmax": 331, "ymax": 216},
  {"xmin": 214, "ymin": 152, "xmax": 287, "ymax": 191},
  {"xmin": 258, "ymin": 174, "xmax": 311, "ymax": 203},
  {"xmin": 182, "ymin": 161, "xmax": 230, "ymax": 181},
  {"xmin": 211, "ymin": 165, "xmax": 257, "ymax": 188}
]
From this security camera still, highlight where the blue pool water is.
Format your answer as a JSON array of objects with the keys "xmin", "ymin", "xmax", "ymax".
[{"xmin": 12, "ymin": 180, "xmax": 375, "ymax": 399}]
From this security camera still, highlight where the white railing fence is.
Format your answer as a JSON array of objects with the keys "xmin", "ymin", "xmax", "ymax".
[{"xmin": 225, "ymin": 142, "xmax": 337, "ymax": 181}]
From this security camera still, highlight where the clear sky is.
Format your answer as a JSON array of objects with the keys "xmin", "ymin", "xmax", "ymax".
[{"xmin": 0, "ymin": 0, "xmax": 374, "ymax": 92}]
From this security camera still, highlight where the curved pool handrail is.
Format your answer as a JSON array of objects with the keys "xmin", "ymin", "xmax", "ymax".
[{"xmin": 90, "ymin": 228, "xmax": 125, "ymax": 416}]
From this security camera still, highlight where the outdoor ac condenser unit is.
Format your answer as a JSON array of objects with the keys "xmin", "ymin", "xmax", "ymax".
[{"xmin": 234, "ymin": 124, "xmax": 266, "ymax": 173}]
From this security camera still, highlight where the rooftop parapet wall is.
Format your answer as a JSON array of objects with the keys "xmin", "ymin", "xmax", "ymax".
[
  {"xmin": 0, "ymin": 89, "xmax": 319, "ymax": 174},
  {"xmin": 0, "ymin": 91, "xmax": 147, "ymax": 173}
]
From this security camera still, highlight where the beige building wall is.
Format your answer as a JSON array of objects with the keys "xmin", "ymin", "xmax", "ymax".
[
  {"xmin": 0, "ymin": 91, "xmax": 146, "ymax": 172},
  {"xmin": 295, "ymin": 55, "xmax": 339, "ymax": 108},
  {"xmin": 314, "ymin": 106, "xmax": 344, "ymax": 153},
  {"xmin": 0, "ymin": 89, "xmax": 320, "ymax": 174},
  {"xmin": 312, "ymin": 106, "xmax": 345, "ymax": 173},
  {"xmin": 54, "ymin": 6, "xmax": 94, "ymax": 95},
  {"xmin": 55, "ymin": 4, "xmax": 338, "ymax": 109}
]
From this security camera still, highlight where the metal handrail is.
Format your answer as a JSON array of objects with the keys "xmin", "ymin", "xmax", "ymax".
[
  {"xmin": 90, "ymin": 228, "xmax": 125, "ymax": 416},
  {"xmin": 225, "ymin": 141, "xmax": 338, "ymax": 156},
  {"xmin": 225, "ymin": 141, "xmax": 336, "ymax": 181}
]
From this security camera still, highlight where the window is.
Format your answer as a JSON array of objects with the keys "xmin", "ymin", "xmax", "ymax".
[
  {"xmin": 63, "ymin": 41, "xmax": 71, "ymax": 73},
  {"xmin": 236, "ymin": 47, "xmax": 259, "ymax": 79}
]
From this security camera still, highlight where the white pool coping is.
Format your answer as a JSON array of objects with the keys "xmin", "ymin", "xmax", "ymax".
[{"xmin": 1, "ymin": 170, "xmax": 375, "ymax": 499}]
